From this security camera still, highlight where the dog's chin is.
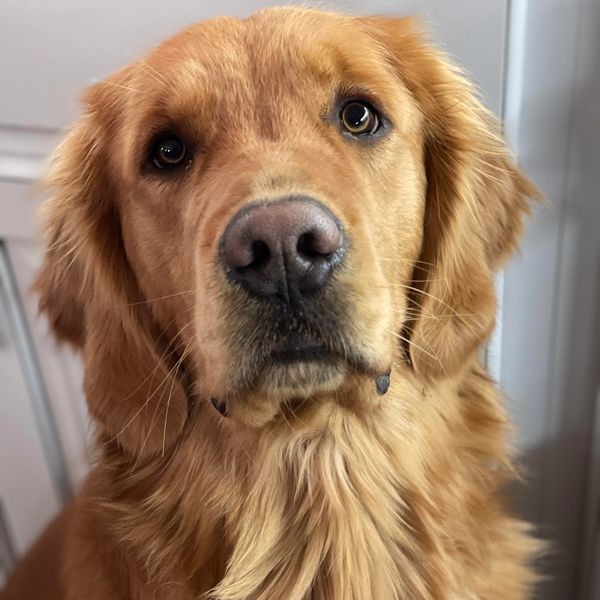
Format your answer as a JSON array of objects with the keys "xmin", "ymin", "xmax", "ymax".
[
  {"xmin": 258, "ymin": 357, "xmax": 347, "ymax": 400},
  {"xmin": 206, "ymin": 332, "xmax": 386, "ymax": 427},
  {"xmin": 210, "ymin": 349, "xmax": 350, "ymax": 427},
  {"xmin": 216, "ymin": 357, "xmax": 347, "ymax": 428}
]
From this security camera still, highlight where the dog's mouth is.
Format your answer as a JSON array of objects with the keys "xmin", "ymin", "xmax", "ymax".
[
  {"xmin": 207, "ymin": 320, "xmax": 391, "ymax": 421},
  {"xmin": 209, "ymin": 331, "xmax": 347, "ymax": 419},
  {"xmin": 270, "ymin": 334, "xmax": 332, "ymax": 364},
  {"xmin": 259, "ymin": 331, "xmax": 348, "ymax": 395},
  {"xmin": 203, "ymin": 288, "xmax": 392, "ymax": 422}
]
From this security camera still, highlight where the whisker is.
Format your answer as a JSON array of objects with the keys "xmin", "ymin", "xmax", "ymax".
[
  {"xmin": 111, "ymin": 315, "xmax": 194, "ymax": 407},
  {"xmin": 139, "ymin": 60, "xmax": 169, "ymax": 87},
  {"xmin": 121, "ymin": 289, "xmax": 194, "ymax": 307},
  {"xmin": 386, "ymin": 328, "xmax": 442, "ymax": 367},
  {"xmin": 289, "ymin": 389, "xmax": 312, "ymax": 427},
  {"xmin": 109, "ymin": 317, "xmax": 196, "ymax": 443},
  {"xmin": 95, "ymin": 79, "xmax": 142, "ymax": 94},
  {"xmin": 392, "ymin": 306, "xmax": 480, "ymax": 320},
  {"xmin": 130, "ymin": 340, "xmax": 196, "ymax": 472},
  {"xmin": 375, "ymin": 282, "xmax": 467, "ymax": 319},
  {"xmin": 378, "ymin": 257, "xmax": 436, "ymax": 268},
  {"xmin": 131, "ymin": 371, "xmax": 171, "ymax": 472},
  {"xmin": 162, "ymin": 341, "xmax": 194, "ymax": 457},
  {"xmin": 279, "ymin": 398, "xmax": 297, "ymax": 437}
]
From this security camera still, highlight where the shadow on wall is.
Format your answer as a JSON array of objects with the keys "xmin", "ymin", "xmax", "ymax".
[
  {"xmin": 512, "ymin": 8, "xmax": 600, "ymax": 592},
  {"xmin": 513, "ymin": 425, "xmax": 600, "ymax": 598}
]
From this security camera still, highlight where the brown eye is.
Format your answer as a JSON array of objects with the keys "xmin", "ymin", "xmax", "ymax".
[
  {"xmin": 152, "ymin": 136, "xmax": 187, "ymax": 169},
  {"xmin": 340, "ymin": 101, "xmax": 380, "ymax": 135}
]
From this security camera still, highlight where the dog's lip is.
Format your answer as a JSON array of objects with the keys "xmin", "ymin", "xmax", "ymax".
[
  {"xmin": 270, "ymin": 334, "xmax": 332, "ymax": 363},
  {"xmin": 211, "ymin": 398, "xmax": 229, "ymax": 417}
]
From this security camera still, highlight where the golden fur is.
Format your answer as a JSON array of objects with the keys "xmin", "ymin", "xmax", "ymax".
[{"xmin": 3, "ymin": 7, "xmax": 541, "ymax": 600}]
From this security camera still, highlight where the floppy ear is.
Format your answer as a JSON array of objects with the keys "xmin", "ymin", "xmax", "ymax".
[
  {"xmin": 364, "ymin": 17, "xmax": 539, "ymax": 378},
  {"xmin": 34, "ymin": 74, "xmax": 188, "ymax": 457}
]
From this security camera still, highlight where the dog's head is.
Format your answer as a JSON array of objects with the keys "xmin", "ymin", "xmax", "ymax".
[{"xmin": 36, "ymin": 8, "xmax": 536, "ymax": 457}]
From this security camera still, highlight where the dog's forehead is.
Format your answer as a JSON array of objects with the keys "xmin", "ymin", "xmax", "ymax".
[
  {"xmin": 141, "ymin": 10, "xmax": 390, "ymax": 103},
  {"xmin": 118, "ymin": 8, "xmax": 419, "ymax": 154}
]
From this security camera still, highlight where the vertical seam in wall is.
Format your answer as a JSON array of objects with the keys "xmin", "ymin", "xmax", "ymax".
[
  {"xmin": 486, "ymin": 0, "xmax": 513, "ymax": 384},
  {"xmin": 499, "ymin": 0, "xmax": 511, "ymax": 123},
  {"xmin": 501, "ymin": 0, "xmax": 527, "ymax": 148},
  {"xmin": 497, "ymin": 0, "xmax": 527, "ymax": 386},
  {"xmin": 497, "ymin": 0, "xmax": 525, "ymax": 386},
  {"xmin": 539, "ymin": 0, "xmax": 585, "ymax": 533}
]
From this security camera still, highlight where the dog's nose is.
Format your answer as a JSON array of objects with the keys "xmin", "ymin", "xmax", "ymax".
[{"xmin": 220, "ymin": 197, "xmax": 345, "ymax": 300}]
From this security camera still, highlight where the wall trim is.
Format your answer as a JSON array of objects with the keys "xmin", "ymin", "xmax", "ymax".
[
  {"xmin": 0, "ymin": 242, "xmax": 71, "ymax": 504},
  {"xmin": 0, "ymin": 125, "xmax": 59, "ymax": 184}
]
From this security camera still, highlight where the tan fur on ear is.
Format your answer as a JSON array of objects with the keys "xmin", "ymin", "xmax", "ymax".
[
  {"xmin": 34, "ymin": 74, "xmax": 188, "ymax": 457},
  {"xmin": 363, "ymin": 17, "xmax": 540, "ymax": 378}
]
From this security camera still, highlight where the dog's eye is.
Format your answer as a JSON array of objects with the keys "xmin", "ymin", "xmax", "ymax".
[
  {"xmin": 151, "ymin": 136, "xmax": 187, "ymax": 169},
  {"xmin": 340, "ymin": 101, "xmax": 380, "ymax": 136}
]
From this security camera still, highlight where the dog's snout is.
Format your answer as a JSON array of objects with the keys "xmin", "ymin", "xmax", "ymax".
[{"xmin": 220, "ymin": 197, "xmax": 345, "ymax": 300}]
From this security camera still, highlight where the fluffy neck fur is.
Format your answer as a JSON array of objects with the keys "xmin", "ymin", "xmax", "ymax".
[{"xmin": 91, "ymin": 363, "xmax": 536, "ymax": 600}]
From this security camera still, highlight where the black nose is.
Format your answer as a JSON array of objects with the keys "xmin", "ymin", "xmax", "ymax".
[{"xmin": 220, "ymin": 196, "xmax": 345, "ymax": 301}]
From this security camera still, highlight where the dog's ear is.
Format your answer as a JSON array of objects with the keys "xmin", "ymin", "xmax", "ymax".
[
  {"xmin": 362, "ymin": 17, "xmax": 540, "ymax": 378},
  {"xmin": 34, "ymin": 71, "xmax": 188, "ymax": 457}
]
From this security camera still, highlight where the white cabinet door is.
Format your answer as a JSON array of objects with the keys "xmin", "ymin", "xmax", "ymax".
[{"xmin": 0, "ymin": 250, "xmax": 61, "ymax": 568}]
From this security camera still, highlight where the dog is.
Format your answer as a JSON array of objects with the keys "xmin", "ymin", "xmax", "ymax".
[{"xmin": 1, "ymin": 7, "xmax": 542, "ymax": 599}]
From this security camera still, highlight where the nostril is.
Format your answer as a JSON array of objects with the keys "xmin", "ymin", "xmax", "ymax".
[
  {"xmin": 248, "ymin": 240, "xmax": 270, "ymax": 269},
  {"xmin": 297, "ymin": 232, "xmax": 326, "ymax": 259},
  {"xmin": 297, "ymin": 224, "xmax": 343, "ymax": 261},
  {"xmin": 232, "ymin": 239, "xmax": 271, "ymax": 272}
]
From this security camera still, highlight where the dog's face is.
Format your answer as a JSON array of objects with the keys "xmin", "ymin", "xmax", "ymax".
[
  {"xmin": 36, "ymin": 8, "xmax": 535, "ymax": 455},
  {"xmin": 118, "ymin": 11, "xmax": 424, "ymax": 419}
]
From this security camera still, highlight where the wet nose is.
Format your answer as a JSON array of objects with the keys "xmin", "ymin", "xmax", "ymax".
[{"xmin": 220, "ymin": 197, "xmax": 345, "ymax": 301}]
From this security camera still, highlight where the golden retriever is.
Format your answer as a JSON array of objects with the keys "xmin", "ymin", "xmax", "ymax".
[{"xmin": 2, "ymin": 7, "xmax": 541, "ymax": 600}]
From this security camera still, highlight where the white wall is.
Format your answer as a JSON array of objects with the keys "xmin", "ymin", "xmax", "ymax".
[{"xmin": 501, "ymin": 0, "xmax": 600, "ymax": 598}]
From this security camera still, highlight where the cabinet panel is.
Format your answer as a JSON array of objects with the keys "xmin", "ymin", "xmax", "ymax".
[
  {"xmin": 7, "ymin": 239, "xmax": 89, "ymax": 490},
  {"xmin": 0, "ymin": 258, "xmax": 61, "ymax": 555}
]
